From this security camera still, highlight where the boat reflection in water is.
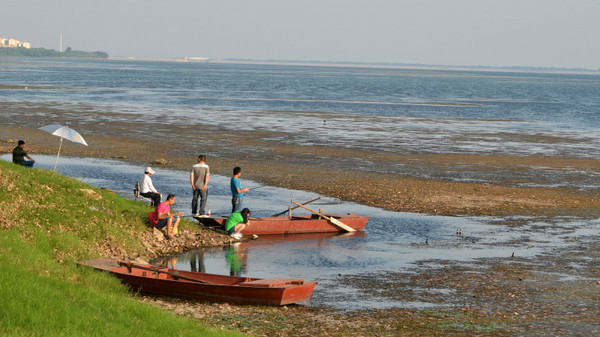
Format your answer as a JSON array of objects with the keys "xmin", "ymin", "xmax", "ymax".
[
  {"xmin": 158, "ymin": 251, "xmax": 247, "ymax": 279},
  {"xmin": 152, "ymin": 231, "xmax": 367, "ymax": 279},
  {"xmin": 157, "ymin": 256, "xmax": 179, "ymax": 270}
]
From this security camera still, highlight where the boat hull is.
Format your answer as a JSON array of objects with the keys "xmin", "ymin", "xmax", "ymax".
[
  {"xmin": 197, "ymin": 213, "xmax": 369, "ymax": 235},
  {"xmin": 78, "ymin": 259, "xmax": 316, "ymax": 306}
]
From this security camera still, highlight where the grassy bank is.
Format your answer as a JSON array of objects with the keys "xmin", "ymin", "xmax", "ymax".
[{"xmin": 0, "ymin": 160, "xmax": 243, "ymax": 337}]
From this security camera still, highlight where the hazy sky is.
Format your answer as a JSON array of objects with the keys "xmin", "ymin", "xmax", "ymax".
[{"xmin": 2, "ymin": 0, "xmax": 599, "ymax": 69}]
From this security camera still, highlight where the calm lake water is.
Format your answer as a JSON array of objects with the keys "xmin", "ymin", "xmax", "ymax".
[{"xmin": 4, "ymin": 154, "xmax": 597, "ymax": 309}]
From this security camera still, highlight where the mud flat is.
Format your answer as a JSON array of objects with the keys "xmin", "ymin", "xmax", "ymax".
[
  {"xmin": 2, "ymin": 122, "xmax": 600, "ymax": 218},
  {"xmin": 3, "ymin": 118, "xmax": 600, "ymax": 336}
]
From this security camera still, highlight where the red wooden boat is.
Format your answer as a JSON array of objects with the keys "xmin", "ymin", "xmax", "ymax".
[
  {"xmin": 78, "ymin": 259, "xmax": 316, "ymax": 306},
  {"xmin": 196, "ymin": 213, "xmax": 369, "ymax": 235}
]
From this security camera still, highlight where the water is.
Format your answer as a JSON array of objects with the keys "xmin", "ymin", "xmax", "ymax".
[
  {"xmin": 2, "ymin": 58, "xmax": 600, "ymax": 160},
  {"xmin": 3, "ymin": 59, "xmax": 600, "ymax": 308},
  {"xmin": 4, "ymin": 154, "xmax": 598, "ymax": 309}
]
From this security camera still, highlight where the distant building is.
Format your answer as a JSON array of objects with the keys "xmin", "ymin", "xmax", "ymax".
[{"xmin": 0, "ymin": 35, "xmax": 32, "ymax": 49}]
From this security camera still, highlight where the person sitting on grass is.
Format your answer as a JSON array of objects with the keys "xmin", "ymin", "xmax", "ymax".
[
  {"xmin": 154, "ymin": 194, "xmax": 183, "ymax": 238},
  {"xmin": 12, "ymin": 140, "xmax": 35, "ymax": 168},
  {"xmin": 225, "ymin": 208, "xmax": 251, "ymax": 240}
]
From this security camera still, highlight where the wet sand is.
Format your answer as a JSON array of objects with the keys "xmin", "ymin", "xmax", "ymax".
[{"xmin": 3, "ymin": 119, "xmax": 600, "ymax": 336}]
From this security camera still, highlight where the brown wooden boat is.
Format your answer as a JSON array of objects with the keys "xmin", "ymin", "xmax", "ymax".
[
  {"xmin": 196, "ymin": 213, "xmax": 369, "ymax": 235},
  {"xmin": 78, "ymin": 259, "xmax": 316, "ymax": 306}
]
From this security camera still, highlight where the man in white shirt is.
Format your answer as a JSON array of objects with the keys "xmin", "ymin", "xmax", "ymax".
[
  {"xmin": 190, "ymin": 155, "xmax": 210, "ymax": 217},
  {"xmin": 140, "ymin": 167, "xmax": 161, "ymax": 207}
]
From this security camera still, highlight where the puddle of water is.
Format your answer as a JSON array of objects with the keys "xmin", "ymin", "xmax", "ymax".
[{"xmin": 4, "ymin": 154, "xmax": 599, "ymax": 309}]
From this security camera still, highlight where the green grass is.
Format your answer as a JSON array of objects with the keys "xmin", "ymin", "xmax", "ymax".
[{"xmin": 0, "ymin": 160, "xmax": 243, "ymax": 337}]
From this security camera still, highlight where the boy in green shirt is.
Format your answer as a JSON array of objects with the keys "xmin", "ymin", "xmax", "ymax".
[{"xmin": 225, "ymin": 208, "xmax": 251, "ymax": 240}]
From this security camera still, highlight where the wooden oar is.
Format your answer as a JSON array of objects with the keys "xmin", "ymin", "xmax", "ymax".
[
  {"xmin": 271, "ymin": 196, "xmax": 322, "ymax": 217},
  {"xmin": 290, "ymin": 201, "xmax": 355, "ymax": 232},
  {"xmin": 118, "ymin": 261, "xmax": 215, "ymax": 284}
]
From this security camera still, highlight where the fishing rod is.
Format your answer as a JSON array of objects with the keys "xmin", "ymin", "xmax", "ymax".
[
  {"xmin": 182, "ymin": 214, "xmax": 213, "ymax": 218},
  {"xmin": 179, "ymin": 187, "xmax": 264, "ymax": 219}
]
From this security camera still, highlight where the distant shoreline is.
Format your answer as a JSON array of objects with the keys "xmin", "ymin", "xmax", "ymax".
[
  {"xmin": 0, "ymin": 47, "xmax": 108, "ymax": 59},
  {"xmin": 108, "ymin": 56, "xmax": 600, "ymax": 75}
]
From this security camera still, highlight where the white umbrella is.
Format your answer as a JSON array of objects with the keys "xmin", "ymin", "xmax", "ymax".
[{"xmin": 39, "ymin": 124, "xmax": 88, "ymax": 171}]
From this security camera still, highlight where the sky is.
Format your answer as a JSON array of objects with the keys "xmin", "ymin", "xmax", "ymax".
[{"xmin": 2, "ymin": 0, "xmax": 599, "ymax": 69}]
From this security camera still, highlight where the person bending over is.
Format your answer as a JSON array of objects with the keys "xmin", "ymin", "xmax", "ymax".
[{"xmin": 225, "ymin": 208, "xmax": 251, "ymax": 240}]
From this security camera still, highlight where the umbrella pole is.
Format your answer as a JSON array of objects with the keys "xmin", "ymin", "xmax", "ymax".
[{"xmin": 53, "ymin": 137, "xmax": 63, "ymax": 172}]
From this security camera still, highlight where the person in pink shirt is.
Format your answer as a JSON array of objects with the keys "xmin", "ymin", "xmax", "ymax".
[{"xmin": 153, "ymin": 194, "xmax": 183, "ymax": 237}]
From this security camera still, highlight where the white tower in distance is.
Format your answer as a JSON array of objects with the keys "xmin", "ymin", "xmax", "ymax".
[{"xmin": 59, "ymin": 33, "xmax": 63, "ymax": 52}]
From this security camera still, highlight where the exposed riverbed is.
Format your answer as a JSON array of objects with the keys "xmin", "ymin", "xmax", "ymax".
[{"xmin": 5, "ymin": 154, "xmax": 599, "ymax": 318}]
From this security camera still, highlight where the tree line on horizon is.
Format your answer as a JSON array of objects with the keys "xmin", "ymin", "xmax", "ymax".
[{"xmin": 0, "ymin": 46, "xmax": 108, "ymax": 59}]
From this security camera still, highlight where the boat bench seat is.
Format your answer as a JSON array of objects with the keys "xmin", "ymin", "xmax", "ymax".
[
  {"xmin": 139, "ymin": 271, "xmax": 170, "ymax": 279},
  {"xmin": 311, "ymin": 213, "xmax": 341, "ymax": 219},
  {"xmin": 309, "ymin": 212, "xmax": 358, "ymax": 219},
  {"xmin": 239, "ymin": 278, "xmax": 304, "ymax": 287}
]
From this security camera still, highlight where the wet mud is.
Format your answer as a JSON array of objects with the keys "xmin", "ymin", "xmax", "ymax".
[{"xmin": 3, "ymin": 113, "xmax": 600, "ymax": 336}]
